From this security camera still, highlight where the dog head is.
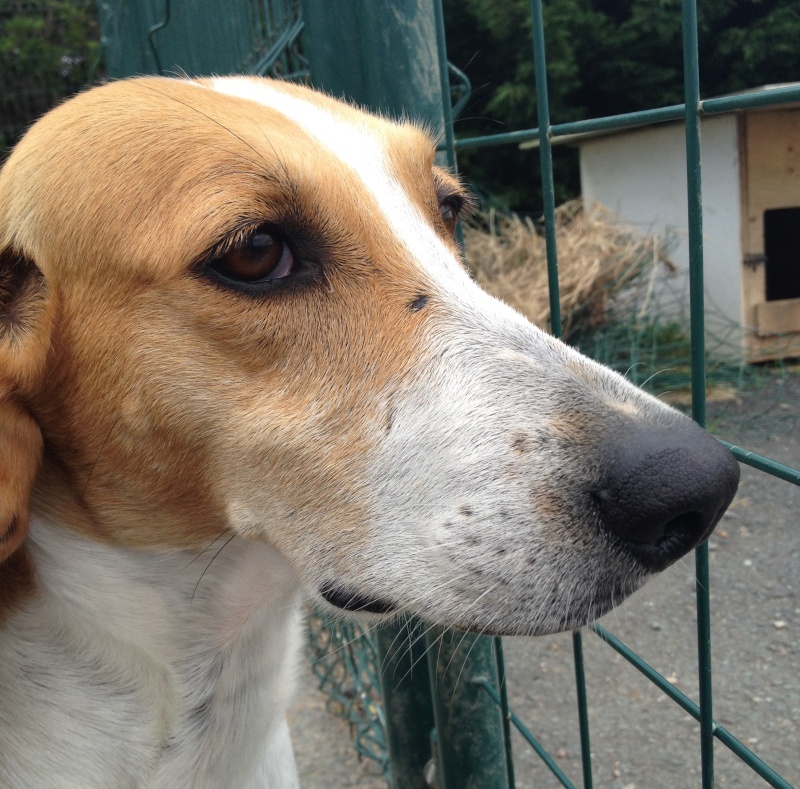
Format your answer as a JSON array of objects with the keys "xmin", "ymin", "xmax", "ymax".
[{"xmin": 0, "ymin": 76, "xmax": 738, "ymax": 634}]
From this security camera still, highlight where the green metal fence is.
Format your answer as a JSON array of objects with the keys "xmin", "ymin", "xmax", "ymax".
[
  {"xmin": 307, "ymin": 2, "xmax": 799, "ymax": 788},
  {"xmin": 436, "ymin": 1, "xmax": 798, "ymax": 786}
]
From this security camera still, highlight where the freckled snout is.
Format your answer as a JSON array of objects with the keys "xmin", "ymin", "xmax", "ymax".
[{"xmin": 592, "ymin": 419, "xmax": 740, "ymax": 571}]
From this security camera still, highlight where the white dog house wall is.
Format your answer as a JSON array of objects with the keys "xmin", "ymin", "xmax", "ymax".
[{"xmin": 556, "ymin": 90, "xmax": 800, "ymax": 362}]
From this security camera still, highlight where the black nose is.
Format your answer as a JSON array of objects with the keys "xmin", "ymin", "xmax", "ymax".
[{"xmin": 592, "ymin": 419, "xmax": 740, "ymax": 571}]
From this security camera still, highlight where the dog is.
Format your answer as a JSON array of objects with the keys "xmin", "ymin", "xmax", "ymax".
[{"xmin": 0, "ymin": 76, "xmax": 738, "ymax": 788}]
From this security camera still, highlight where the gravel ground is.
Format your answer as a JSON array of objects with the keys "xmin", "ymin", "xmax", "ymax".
[
  {"xmin": 288, "ymin": 661, "xmax": 387, "ymax": 789},
  {"xmin": 290, "ymin": 376, "xmax": 800, "ymax": 788}
]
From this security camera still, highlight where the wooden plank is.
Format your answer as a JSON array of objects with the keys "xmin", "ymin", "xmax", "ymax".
[
  {"xmin": 754, "ymin": 297, "xmax": 800, "ymax": 336},
  {"xmin": 745, "ymin": 109, "xmax": 800, "ymax": 215},
  {"xmin": 741, "ymin": 108, "xmax": 800, "ymax": 358}
]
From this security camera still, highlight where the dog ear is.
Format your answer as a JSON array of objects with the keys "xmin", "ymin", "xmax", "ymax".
[
  {"xmin": 0, "ymin": 398, "xmax": 42, "ymax": 561},
  {"xmin": 0, "ymin": 248, "xmax": 49, "ymax": 561}
]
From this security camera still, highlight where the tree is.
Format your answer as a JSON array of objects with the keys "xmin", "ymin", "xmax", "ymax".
[
  {"xmin": 444, "ymin": 0, "xmax": 800, "ymax": 212},
  {"xmin": 0, "ymin": 1, "xmax": 101, "ymax": 153}
]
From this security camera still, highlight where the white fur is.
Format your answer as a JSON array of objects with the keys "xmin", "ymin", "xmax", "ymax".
[{"xmin": 0, "ymin": 519, "xmax": 302, "ymax": 789}]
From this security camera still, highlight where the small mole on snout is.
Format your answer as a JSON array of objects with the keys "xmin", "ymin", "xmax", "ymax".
[
  {"xmin": 459, "ymin": 505, "xmax": 474, "ymax": 517},
  {"xmin": 512, "ymin": 433, "xmax": 531, "ymax": 455},
  {"xmin": 408, "ymin": 294, "xmax": 429, "ymax": 312}
]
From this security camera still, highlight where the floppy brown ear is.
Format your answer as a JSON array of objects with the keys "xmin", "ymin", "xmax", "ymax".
[
  {"xmin": 0, "ymin": 248, "xmax": 49, "ymax": 562},
  {"xmin": 0, "ymin": 398, "xmax": 42, "ymax": 561}
]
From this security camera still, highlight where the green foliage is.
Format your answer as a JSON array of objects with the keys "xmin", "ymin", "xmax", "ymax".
[
  {"xmin": 444, "ymin": 0, "xmax": 800, "ymax": 212},
  {"xmin": 0, "ymin": 1, "xmax": 101, "ymax": 152}
]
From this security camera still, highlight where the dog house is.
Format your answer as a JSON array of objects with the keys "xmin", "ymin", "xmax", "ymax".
[{"xmin": 570, "ymin": 90, "xmax": 800, "ymax": 361}]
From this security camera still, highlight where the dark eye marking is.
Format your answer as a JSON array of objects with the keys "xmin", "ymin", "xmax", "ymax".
[{"xmin": 409, "ymin": 294, "xmax": 429, "ymax": 312}]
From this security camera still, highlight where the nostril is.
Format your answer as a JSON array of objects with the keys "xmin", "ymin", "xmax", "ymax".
[
  {"xmin": 593, "ymin": 488, "xmax": 707, "ymax": 546},
  {"xmin": 656, "ymin": 510, "xmax": 706, "ymax": 545},
  {"xmin": 664, "ymin": 510, "xmax": 705, "ymax": 537}
]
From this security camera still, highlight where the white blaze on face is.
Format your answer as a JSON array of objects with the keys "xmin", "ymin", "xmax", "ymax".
[{"xmin": 210, "ymin": 77, "xmax": 471, "ymax": 292}]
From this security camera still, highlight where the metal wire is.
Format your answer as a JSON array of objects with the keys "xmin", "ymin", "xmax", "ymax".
[{"xmin": 305, "ymin": 609, "xmax": 389, "ymax": 774}]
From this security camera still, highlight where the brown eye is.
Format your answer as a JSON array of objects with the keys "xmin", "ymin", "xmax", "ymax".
[
  {"xmin": 212, "ymin": 227, "xmax": 293, "ymax": 283},
  {"xmin": 439, "ymin": 199, "xmax": 460, "ymax": 236}
]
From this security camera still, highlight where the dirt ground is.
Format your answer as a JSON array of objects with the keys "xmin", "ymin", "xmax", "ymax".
[{"xmin": 290, "ymin": 376, "xmax": 799, "ymax": 789}]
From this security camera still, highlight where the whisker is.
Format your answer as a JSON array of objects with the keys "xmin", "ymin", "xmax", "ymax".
[
  {"xmin": 190, "ymin": 533, "xmax": 236, "ymax": 607},
  {"xmin": 441, "ymin": 582, "xmax": 501, "ymax": 682},
  {"xmin": 393, "ymin": 620, "xmax": 440, "ymax": 687},
  {"xmin": 379, "ymin": 615, "xmax": 416, "ymax": 676},
  {"xmin": 182, "ymin": 529, "xmax": 230, "ymax": 570},
  {"xmin": 641, "ymin": 367, "xmax": 676, "ymax": 388}
]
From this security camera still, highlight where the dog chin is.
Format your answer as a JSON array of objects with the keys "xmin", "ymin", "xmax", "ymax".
[{"xmin": 318, "ymin": 571, "xmax": 646, "ymax": 638}]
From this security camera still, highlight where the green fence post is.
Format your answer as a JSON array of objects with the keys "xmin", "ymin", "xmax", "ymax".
[
  {"xmin": 373, "ymin": 623, "xmax": 437, "ymax": 789},
  {"xmin": 529, "ymin": 3, "xmax": 595, "ymax": 786},
  {"xmin": 425, "ymin": 627, "xmax": 512, "ymax": 789},
  {"xmin": 300, "ymin": 0, "xmax": 446, "ymax": 135},
  {"xmin": 528, "ymin": 0, "xmax": 562, "ymax": 338},
  {"xmin": 301, "ymin": 3, "xmax": 511, "ymax": 786},
  {"xmin": 680, "ymin": 0, "xmax": 716, "ymax": 786}
]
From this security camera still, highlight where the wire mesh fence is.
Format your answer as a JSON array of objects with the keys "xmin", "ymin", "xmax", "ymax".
[{"xmin": 306, "ymin": 610, "xmax": 389, "ymax": 774}]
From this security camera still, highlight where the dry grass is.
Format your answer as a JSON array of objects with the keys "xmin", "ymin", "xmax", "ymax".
[{"xmin": 463, "ymin": 200, "xmax": 675, "ymax": 339}]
